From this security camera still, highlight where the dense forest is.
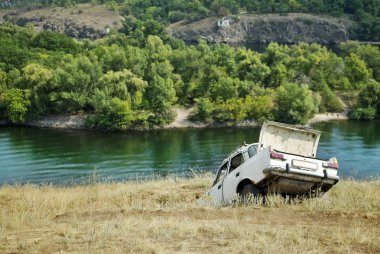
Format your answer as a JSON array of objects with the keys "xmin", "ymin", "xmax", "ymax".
[
  {"xmin": 4, "ymin": 0, "xmax": 380, "ymax": 41},
  {"xmin": 0, "ymin": 22, "xmax": 379, "ymax": 129}
]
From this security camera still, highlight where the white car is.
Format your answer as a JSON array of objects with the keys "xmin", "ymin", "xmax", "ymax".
[{"xmin": 207, "ymin": 121, "xmax": 340, "ymax": 205}]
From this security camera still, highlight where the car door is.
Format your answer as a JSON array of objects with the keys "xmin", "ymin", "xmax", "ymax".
[
  {"xmin": 222, "ymin": 153, "xmax": 244, "ymax": 202},
  {"xmin": 208, "ymin": 162, "xmax": 228, "ymax": 205}
]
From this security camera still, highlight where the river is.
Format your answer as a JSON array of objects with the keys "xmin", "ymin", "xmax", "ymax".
[{"xmin": 0, "ymin": 121, "xmax": 379, "ymax": 185}]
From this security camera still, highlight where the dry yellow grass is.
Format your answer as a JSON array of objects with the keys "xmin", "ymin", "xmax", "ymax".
[{"xmin": 1, "ymin": 175, "xmax": 379, "ymax": 253}]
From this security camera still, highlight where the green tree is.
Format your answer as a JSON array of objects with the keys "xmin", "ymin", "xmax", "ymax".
[
  {"xmin": 345, "ymin": 53, "xmax": 372, "ymax": 87},
  {"xmin": 93, "ymin": 45, "xmax": 128, "ymax": 72},
  {"xmin": 192, "ymin": 97, "xmax": 214, "ymax": 123},
  {"xmin": 245, "ymin": 94, "xmax": 275, "ymax": 123},
  {"xmin": 95, "ymin": 69, "xmax": 147, "ymax": 109},
  {"xmin": 32, "ymin": 31, "xmax": 80, "ymax": 54},
  {"xmin": 210, "ymin": 76, "xmax": 240, "ymax": 100},
  {"xmin": 0, "ymin": 88, "xmax": 30, "ymax": 123},
  {"xmin": 145, "ymin": 75, "xmax": 177, "ymax": 125},
  {"xmin": 22, "ymin": 63, "xmax": 54, "ymax": 114},
  {"xmin": 214, "ymin": 98, "xmax": 247, "ymax": 122},
  {"xmin": 0, "ymin": 70, "xmax": 6, "ymax": 92},
  {"xmin": 50, "ymin": 55, "xmax": 102, "ymax": 113},
  {"xmin": 236, "ymin": 49, "xmax": 270, "ymax": 85},
  {"xmin": 275, "ymin": 83, "xmax": 315, "ymax": 124},
  {"xmin": 86, "ymin": 98, "xmax": 136, "ymax": 130}
]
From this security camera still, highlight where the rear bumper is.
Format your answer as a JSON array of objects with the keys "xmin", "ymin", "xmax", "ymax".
[{"xmin": 262, "ymin": 165, "xmax": 339, "ymax": 194}]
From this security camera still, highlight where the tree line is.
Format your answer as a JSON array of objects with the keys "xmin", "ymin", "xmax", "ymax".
[{"xmin": 0, "ymin": 24, "xmax": 379, "ymax": 129}]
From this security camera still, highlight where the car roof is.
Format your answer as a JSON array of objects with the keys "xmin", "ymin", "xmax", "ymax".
[{"xmin": 221, "ymin": 143, "xmax": 258, "ymax": 164}]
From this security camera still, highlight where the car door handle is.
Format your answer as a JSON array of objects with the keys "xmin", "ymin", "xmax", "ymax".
[
  {"xmin": 236, "ymin": 172, "xmax": 240, "ymax": 177},
  {"xmin": 218, "ymin": 184, "xmax": 222, "ymax": 189}
]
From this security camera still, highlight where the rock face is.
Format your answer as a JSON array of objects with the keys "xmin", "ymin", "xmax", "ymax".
[
  {"xmin": 168, "ymin": 14, "xmax": 351, "ymax": 44},
  {"xmin": 1, "ymin": 4, "xmax": 122, "ymax": 39},
  {"xmin": 8, "ymin": 16, "xmax": 108, "ymax": 39}
]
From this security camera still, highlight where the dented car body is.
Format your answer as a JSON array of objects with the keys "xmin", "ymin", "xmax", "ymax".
[{"xmin": 207, "ymin": 121, "xmax": 340, "ymax": 204}]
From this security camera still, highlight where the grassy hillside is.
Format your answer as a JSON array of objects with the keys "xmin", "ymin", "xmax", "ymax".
[{"xmin": 1, "ymin": 176, "xmax": 379, "ymax": 253}]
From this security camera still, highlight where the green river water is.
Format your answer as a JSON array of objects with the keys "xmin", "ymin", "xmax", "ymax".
[{"xmin": 0, "ymin": 120, "xmax": 379, "ymax": 185}]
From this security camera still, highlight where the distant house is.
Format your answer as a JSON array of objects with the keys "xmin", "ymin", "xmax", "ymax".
[
  {"xmin": 218, "ymin": 16, "xmax": 234, "ymax": 27},
  {"xmin": 100, "ymin": 27, "xmax": 110, "ymax": 36}
]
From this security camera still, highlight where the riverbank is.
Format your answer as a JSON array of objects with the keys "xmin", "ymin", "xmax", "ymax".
[
  {"xmin": 307, "ymin": 110, "xmax": 349, "ymax": 125},
  {"xmin": 1, "ymin": 176, "xmax": 379, "ymax": 253},
  {"xmin": 0, "ymin": 107, "xmax": 348, "ymax": 131}
]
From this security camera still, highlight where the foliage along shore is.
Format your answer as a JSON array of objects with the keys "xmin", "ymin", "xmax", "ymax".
[
  {"xmin": 0, "ymin": 108, "xmax": 349, "ymax": 131},
  {"xmin": 0, "ymin": 22, "xmax": 379, "ymax": 131},
  {"xmin": 1, "ymin": 175, "xmax": 379, "ymax": 253}
]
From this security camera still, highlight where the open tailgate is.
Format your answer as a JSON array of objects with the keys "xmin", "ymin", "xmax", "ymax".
[{"xmin": 258, "ymin": 121, "xmax": 321, "ymax": 158}]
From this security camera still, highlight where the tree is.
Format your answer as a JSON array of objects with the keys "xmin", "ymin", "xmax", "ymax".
[
  {"xmin": 32, "ymin": 31, "xmax": 80, "ymax": 54},
  {"xmin": 192, "ymin": 97, "xmax": 214, "ymax": 123},
  {"xmin": 22, "ymin": 63, "xmax": 54, "ymax": 114},
  {"xmin": 245, "ymin": 94, "xmax": 274, "ymax": 123},
  {"xmin": 210, "ymin": 76, "xmax": 240, "ymax": 100},
  {"xmin": 145, "ymin": 75, "xmax": 177, "ymax": 125},
  {"xmin": 345, "ymin": 53, "xmax": 372, "ymax": 87},
  {"xmin": 275, "ymin": 83, "xmax": 315, "ymax": 124},
  {"xmin": 358, "ymin": 80, "xmax": 380, "ymax": 109},
  {"xmin": 210, "ymin": 0, "xmax": 240, "ymax": 16},
  {"xmin": 0, "ymin": 88, "xmax": 30, "ymax": 123},
  {"xmin": 86, "ymin": 98, "xmax": 136, "ymax": 130},
  {"xmin": 95, "ymin": 69, "xmax": 147, "ymax": 109},
  {"xmin": 50, "ymin": 55, "xmax": 102, "ymax": 113},
  {"xmin": 214, "ymin": 97, "xmax": 247, "ymax": 122},
  {"xmin": 344, "ymin": 0, "xmax": 363, "ymax": 14},
  {"xmin": 236, "ymin": 49, "xmax": 270, "ymax": 85},
  {"xmin": 93, "ymin": 45, "xmax": 128, "ymax": 72},
  {"xmin": 0, "ymin": 70, "xmax": 6, "ymax": 92}
]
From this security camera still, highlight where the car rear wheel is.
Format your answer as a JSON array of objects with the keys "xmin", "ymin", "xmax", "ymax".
[{"xmin": 240, "ymin": 183, "xmax": 262, "ymax": 204}]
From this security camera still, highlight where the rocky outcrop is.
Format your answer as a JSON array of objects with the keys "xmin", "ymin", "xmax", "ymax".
[
  {"xmin": 8, "ymin": 16, "xmax": 109, "ymax": 39},
  {"xmin": 168, "ymin": 14, "xmax": 352, "ymax": 45},
  {"xmin": 1, "ymin": 4, "xmax": 121, "ymax": 39}
]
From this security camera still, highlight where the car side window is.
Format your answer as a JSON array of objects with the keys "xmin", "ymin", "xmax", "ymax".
[
  {"xmin": 248, "ymin": 144, "xmax": 258, "ymax": 158},
  {"xmin": 213, "ymin": 162, "xmax": 228, "ymax": 186},
  {"xmin": 229, "ymin": 153, "xmax": 244, "ymax": 172}
]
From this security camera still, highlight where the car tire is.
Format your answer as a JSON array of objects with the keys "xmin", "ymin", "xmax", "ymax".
[{"xmin": 241, "ymin": 183, "xmax": 261, "ymax": 203}]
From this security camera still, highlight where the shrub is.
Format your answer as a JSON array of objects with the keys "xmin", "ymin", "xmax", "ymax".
[
  {"xmin": 214, "ymin": 98, "xmax": 247, "ymax": 122},
  {"xmin": 86, "ymin": 98, "xmax": 135, "ymax": 130},
  {"xmin": 192, "ymin": 97, "xmax": 214, "ymax": 123},
  {"xmin": 319, "ymin": 85, "xmax": 343, "ymax": 112},
  {"xmin": 0, "ymin": 88, "xmax": 30, "ymax": 124},
  {"xmin": 348, "ymin": 107, "xmax": 376, "ymax": 120},
  {"xmin": 246, "ymin": 95, "xmax": 274, "ymax": 123},
  {"xmin": 274, "ymin": 83, "xmax": 314, "ymax": 124}
]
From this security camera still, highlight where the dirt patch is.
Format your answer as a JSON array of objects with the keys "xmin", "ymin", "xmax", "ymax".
[
  {"xmin": 166, "ymin": 107, "xmax": 206, "ymax": 129},
  {"xmin": 307, "ymin": 110, "xmax": 349, "ymax": 125},
  {"xmin": 308, "ymin": 97, "xmax": 349, "ymax": 125}
]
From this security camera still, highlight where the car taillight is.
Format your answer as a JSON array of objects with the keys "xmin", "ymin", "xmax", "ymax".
[
  {"xmin": 270, "ymin": 151, "xmax": 286, "ymax": 161},
  {"xmin": 323, "ymin": 157, "xmax": 339, "ymax": 170}
]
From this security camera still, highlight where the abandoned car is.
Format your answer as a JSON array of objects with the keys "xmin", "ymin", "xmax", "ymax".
[{"xmin": 207, "ymin": 121, "xmax": 340, "ymax": 204}]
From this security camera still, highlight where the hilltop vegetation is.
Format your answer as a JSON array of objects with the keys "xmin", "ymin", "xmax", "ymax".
[
  {"xmin": 3, "ymin": 0, "xmax": 380, "ymax": 41},
  {"xmin": 0, "ymin": 23, "xmax": 379, "ymax": 129}
]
